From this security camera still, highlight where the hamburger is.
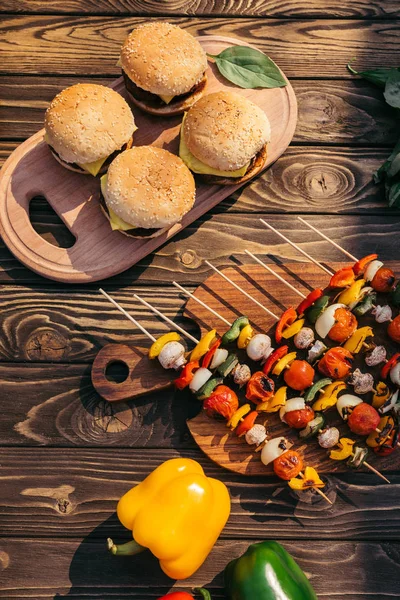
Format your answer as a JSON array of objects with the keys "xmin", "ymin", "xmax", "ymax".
[
  {"xmin": 44, "ymin": 83, "xmax": 137, "ymax": 176},
  {"xmin": 179, "ymin": 91, "xmax": 271, "ymax": 185},
  {"xmin": 100, "ymin": 146, "xmax": 196, "ymax": 238},
  {"xmin": 120, "ymin": 22, "xmax": 208, "ymax": 116}
]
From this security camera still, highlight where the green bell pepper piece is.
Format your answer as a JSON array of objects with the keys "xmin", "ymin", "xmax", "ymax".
[
  {"xmin": 224, "ymin": 541, "xmax": 317, "ymax": 600},
  {"xmin": 221, "ymin": 316, "xmax": 250, "ymax": 346},
  {"xmin": 306, "ymin": 295, "xmax": 329, "ymax": 324},
  {"xmin": 304, "ymin": 378, "xmax": 332, "ymax": 404},
  {"xmin": 390, "ymin": 282, "xmax": 400, "ymax": 307},
  {"xmin": 353, "ymin": 292, "xmax": 377, "ymax": 316},
  {"xmin": 196, "ymin": 377, "xmax": 224, "ymax": 400}
]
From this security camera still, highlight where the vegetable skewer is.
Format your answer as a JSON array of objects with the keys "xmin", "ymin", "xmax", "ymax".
[
  {"xmin": 172, "ymin": 281, "xmax": 231, "ymax": 326},
  {"xmin": 99, "ymin": 289, "xmax": 156, "ymax": 341},
  {"xmin": 134, "ymin": 294, "xmax": 199, "ymax": 344},
  {"xmin": 244, "ymin": 250, "xmax": 306, "ymax": 299},
  {"xmin": 297, "ymin": 217, "xmax": 358, "ymax": 262}
]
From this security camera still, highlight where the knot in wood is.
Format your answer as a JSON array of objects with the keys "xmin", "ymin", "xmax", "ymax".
[
  {"xmin": 56, "ymin": 498, "xmax": 72, "ymax": 514},
  {"xmin": 179, "ymin": 249, "xmax": 201, "ymax": 269},
  {"xmin": 25, "ymin": 328, "xmax": 70, "ymax": 361}
]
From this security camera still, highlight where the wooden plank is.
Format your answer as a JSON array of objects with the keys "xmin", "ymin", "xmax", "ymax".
[
  {"xmin": 0, "ymin": 214, "xmax": 398, "ymax": 284},
  {"xmin": 1, "ymin": 16, "xmax": 399, "ymax": 77},
  {"xmin": 2, "ymin": 76, "xmax": 398, "ymax": 145},
  {"xmin": 0, "ymin": 536, "xmax": 399, "ymax": 598},
  {"xmin": 0, "ymin": 362, "xmax": 196, "ymax": 447},
  {"xmin": 1, "ymin": 448, "xmax": 399, "ymax": 540},
  {"xmin": 1, "ymin": 0, "xmax": 399, "ymax": 18}
]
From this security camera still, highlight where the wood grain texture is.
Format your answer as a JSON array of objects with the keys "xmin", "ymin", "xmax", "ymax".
[
  {"xmin": 0, "ymin": 215, "xmax": 399, "ymax": 284},
  {"xmin": 1, "ymin": 448, "xmax": 399, "ymax": 540},
  {"xmin": 1, "ymin": 16, "xmax": 400, "ymax": 77},
  {"xmin": 2, "ymin": 0, "xmax": 400, "ymax": 18},
  {"xmin": 2, "ymin": 77, "xmax": 399, "ymax": 145},
  {"xmin": 0, "ymin": 537, "xmax": 399, "ymax": 599}
]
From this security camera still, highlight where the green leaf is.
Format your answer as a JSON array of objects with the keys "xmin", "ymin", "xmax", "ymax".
[
  {"xmin": 388, "ymin": 151, "xmax": 400, "ymax": 178},
  {"xmin": 384, "ymin": 69, "xmax": 400, "ymax": 108},
  {"xmin": 373, "ymin": 137, "xmax": 400, "ymax": 183},
  {"xmin": 209, "ymin": 46, "xmax": 287, "ymax": 89},
  {"xmin": 347, "ymin": 63, "xmax": 399, "ymax": 88},
  {"xmin": 387, "ymin": 180, "xmax": 400, "ymax": 207}
]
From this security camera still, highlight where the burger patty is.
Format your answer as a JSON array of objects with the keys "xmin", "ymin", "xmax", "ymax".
[
  {"xmin": 48, "ymin": 136, "xmax": 133, "ymax": 174},
  {"xmin": 99, "ymin": 192, "xmax": 160, "ymax": 238},
  {"xmin": 123, "ymin": 71, "xmax": 207, "ymax": 108},
  {"xmin": 199, "ymin": 143, "xmax": 268, "ymax": 186}
]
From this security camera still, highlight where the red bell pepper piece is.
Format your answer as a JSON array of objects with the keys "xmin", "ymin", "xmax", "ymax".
[
  {"xmin": 353, "ymin": 254, "xmax": 378, "ymax": 276},
  {"xmin": 296, "ymin": 288, "xmax": 324, "ymax": 315},
  {"xmin": 381, "ymin": 353, "xmax": 400, "ymax": 379},
  {"xmin": 174, "ymin": 360, "xmax": 199, "ymax": 390},
  {"xmin": 263, "ymin": 345, "xmax": 289, "ymax": 375},
  {"xmin": 275, "ymin": 307, "xmax": 297, "ymax": 343},
  {"xmin": 202, "ymin": 339, "xmax": 221, "ymax": 369},
  {"xmin": 236, "ymin": 411, "xmax": 258, "ymax": 437},
  {"xmin": 329, "ymin": 266, "xmax": 355, "ymax": 288}
]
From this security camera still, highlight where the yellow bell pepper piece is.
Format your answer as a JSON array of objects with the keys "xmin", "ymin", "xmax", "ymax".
[
  {"xmin": 343, "ymin": 326, "xmax": 373, "ymax": 354},
  {"xmin": 281, "ymin": 318, "xmax": 305, "ymax": 339},
  {"xmin": 338, "ymin": 279, "xmax": 366, "ymax": 305},
  {"xmin": 272, "ymin": 352, "xmax": 297, "ymax": 376},
  {"xmin": 227, "ymin": 404, "xmax": 251, "ymax": 429},
  {"xmin": 190, "ymin": 329, "xmax": 217, "ymax": 362},
  {"xmin": 257, "ymin": 386, "xmax": 287, "ymax": 413},
  {"xmin": 372, "ymin": 381, "xmax": 391, "ymax": 409},
  {"xmin": 288, "ymin": 466, "xmax": 325, "ymax": 490},
  {"xmin": 329, "ymin": 437, "xmax": 355, "ymax": 461},
  {"xmin": 367, "ymin": 416, "xmax": 395, "ymax": 448},
  {"xmin": 312, "ymin": 381, "xmax": 346, "ymax": 412},
  {"xmin": 149, "ymin": 332, "xmax": 180, "ymax": 359},
  {"xmin": 110, "ymin": 458, "xmax": 230, "ymax": 580},
  {"xmin": 237, "ymin": 324, "xmax": 254, "ymax": 349}
]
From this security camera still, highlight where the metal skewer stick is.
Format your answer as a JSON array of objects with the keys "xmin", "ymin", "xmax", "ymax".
[
  {"xmin": 259, "ymin": 219, "xmax": 334, "ymax": 277},
  {"xmin": 297, "ymin": 217, "xmax": 358, "ymax": 262},
  {"xmin": 172, "ymin": 281, "xmax": 232, "ymax": 326},
  {"xmin": 298, "ymin": 471, "xmax": 333, "ymax": 505},
  {"xmin": 133, "ymin": 294, "xmax": 199, "ymax": 344},
  {"xmin": 99, "ymin": 289, "xmax": 156, "ymax": 342},
  {"xmin": 244, "ymin": 250, "xmax": 306, "ymax": 300},
  {"xmin": 362, "ymin": 461, "xmax": 390, "ymax": 483},
  {"xmin": 204, "ymin": 260, "xmax": 279, "ymax": 321}
]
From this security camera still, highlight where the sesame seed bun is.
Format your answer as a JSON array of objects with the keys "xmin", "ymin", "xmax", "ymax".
[
  {"xmin": 44, "ymin": 83, "xmax": 136, "ymax": 166},
  {"xmin": 102, "ymin": 146, "xmax": 196, "ymax": 233},
  {"xmin": 120, "ymin": 22, "xmax": 208, "ymax": 115},
  {"xmin": 182, "ymin": 91, "xmax": 271, "ymax": 172}
]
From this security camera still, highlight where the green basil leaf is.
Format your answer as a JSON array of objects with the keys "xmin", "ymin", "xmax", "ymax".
[
  {"xmin": 387, "ymin": 180, "xmax": 400, "ymax": 207},
  {"xmin": 209, "ymin": 46, "xmax": 287, "ymax": 89},
  {"xmin": 347, "ymin": 63, "xmax": 400, "ymax": 88},
  {"xmin": 388, "ymin": 152, "xmax": 400, "ymax": 178},
  {"xmin": 384, "ymin": 69, "xmax": 400, "ymax": 108},
  {"xmin": 373, "ymin": 137, "xmax": 400, "ymax": 183}
]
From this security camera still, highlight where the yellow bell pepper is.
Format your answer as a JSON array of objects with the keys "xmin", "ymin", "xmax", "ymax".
[
  {"xmin": 257, "ymin": 386, "xmax": 287, "ymax": 413},
  {"xmin": 281, "ymin": 318, "xmax": 305, "ymax": 339},
  {"xmin": 372, "ymin": 381, "xmax": 391, "ymax": 409},
  {"xmin": 367, "ymin": 415, "xmax": 395, "ymax": 448},
  {"xmin": 108, "ymin": 458, "xmax": 230, "ymax": 580},
  {"xmin": 338, "ymin": 279, "xmax": 366, "ymax": 305},
  {"xmin": 329, "ymin": 437, "xmax": 355, "ymax": 461},
  {"xmin": 343, "ymin": 326, "xmax": 373, "ymax": 354},
  {"xmin": 190, "ymin": 329, "xmax": 217, "ymax": 362},
  {"xmin": 272, "ymin": 352, "xmax": 297, "ymax": 376},
  {"xmin": 149, "ymin": 332, "xmax": 181, "ymax": 359},
  {"xmin": 312, "ymin": 381, "xmax": 346, "ymax": 412},
  {"xmin": 228, "ymin": 404, "xmax": 251, "ymax": 429},
  {"xmin": 237, "ymin": 324, "xmax": 254, "ymax": 349},
  {"xmin": 288, "ymin": 466, "xmax": 325, "ymax": 490}
]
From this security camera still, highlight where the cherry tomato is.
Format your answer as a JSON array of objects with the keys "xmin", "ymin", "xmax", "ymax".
[
  {"xmin": 388, "ymin": 315, "xmax": 400, "ymax": 344},
  {"xmin": 328, "ymin": 307, "xmax": 357, "ymax": 343},
  {"xmin": 283, "ymin": 360, "xmax": 315, "ymax": 391},
  {"xmin": 348, "ymin": 403, "xmax": 380, "ymax": 436},
  {"xmin": 236, "ymin": 411, "xmax": 258, "ymax": 437},
  {"xmin": 318, "ymin": 347, "xmax": 353, "ymax": 379},
  {"xmin": 273, "ymin": 450, "xmax": 304, "ymax": 480},
  {"xmin": 371, "ymin": 267, "xmax": 396, "ymax": 293},
  {"xmin": 158, "ymin": 594, "xmax": 195, "ymax": 600},
  {"xmin": 203, "ymin": 385, "xmax": 239, "ymax": 421},
  {"xmin": 353, "ymin": 254, "xmax": 378, "ymax": 276},
  {"xmin": 245, "ymin": 371, "xmax": 274, "ymax": 404},
  {"xmin": 285, "ymin": 407, "xmax": 315, "ymax": 430}
]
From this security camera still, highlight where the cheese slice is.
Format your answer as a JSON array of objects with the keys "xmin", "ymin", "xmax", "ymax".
[
  {"xmin": 45, "ymin": 134, "xmax": 108, "ymax": 176},
  {"xmin": 158, "ymin": 94, "xmax": 175, "ymax": 105},
  {"xmin": 179, "ymin": 114, "xmax": 249, "ymax": 178},
  {"xmin": 116, "ymin": 56, "xmax": 122, "ymax": 67},
  {"xmin": 100, "ymin": 175, "xmax": 135, "ymax": 231}
]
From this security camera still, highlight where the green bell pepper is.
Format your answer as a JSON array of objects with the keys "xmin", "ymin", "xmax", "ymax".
[{"xmin": 224, "ymin": 541, "xmax": 317, "ymax": 600}]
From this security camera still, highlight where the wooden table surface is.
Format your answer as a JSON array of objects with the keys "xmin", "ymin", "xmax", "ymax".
[{"xmin": 1, "ymin": 1, "xmax": 400, "ymax": 598}]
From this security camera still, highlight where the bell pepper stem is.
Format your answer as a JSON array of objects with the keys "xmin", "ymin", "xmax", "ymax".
[
  {"xmin": 107, "ymin": 537, "xmax": 146, "ymax": 556},
  {"xmin": 194, "ymin": 588, "xmax": 212, "ymax": 600}
]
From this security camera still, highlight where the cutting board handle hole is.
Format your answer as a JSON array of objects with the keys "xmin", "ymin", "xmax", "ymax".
[
  {"xmin": 29, "ymin": 195, "xmax": 76, "ymax": 249},
  {"xmin": 105, "ymin": 360, "xmax": 130, "ymax": 384}
]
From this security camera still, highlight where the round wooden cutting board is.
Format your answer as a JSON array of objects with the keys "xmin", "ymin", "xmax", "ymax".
[{"xmin": 0, "ymin": 36, "xmax": 297, "ymax": 283}]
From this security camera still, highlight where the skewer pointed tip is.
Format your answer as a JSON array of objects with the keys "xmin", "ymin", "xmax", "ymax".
[{"xmin": 363, "ymin": 461, "xmax": 390, "ymax": 483}]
